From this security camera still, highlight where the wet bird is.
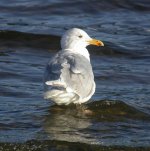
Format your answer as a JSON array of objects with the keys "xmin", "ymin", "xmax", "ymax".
[{"xmin": 44, "ymin": 28, "xmax": 104, "ymax": 105}]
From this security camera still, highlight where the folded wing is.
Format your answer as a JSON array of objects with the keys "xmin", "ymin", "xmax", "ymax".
[{"xmin": 44, "ymin": 51, "xmax": 95, "ymax": 100}]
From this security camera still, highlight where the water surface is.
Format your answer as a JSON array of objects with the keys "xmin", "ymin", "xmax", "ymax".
[{"xmin": 0, "ymin": 0, "xmax": 150, "ymax": 150}]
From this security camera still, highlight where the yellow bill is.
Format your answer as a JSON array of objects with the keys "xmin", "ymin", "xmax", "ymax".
[{"xmin": 88, "ymin": 39, "xmax": 104, "ymax": 46}]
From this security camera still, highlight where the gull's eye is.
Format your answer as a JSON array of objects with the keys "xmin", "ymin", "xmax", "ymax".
[{"xmin": 78, "ymin": 35, "xmax": 83, "ymax": 38}]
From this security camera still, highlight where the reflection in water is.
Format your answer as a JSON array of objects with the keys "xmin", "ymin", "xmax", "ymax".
[
  {"xmin": 43, "ymin": 100, "xmax": 150, "ymax": 146},
  {"xmin": 44, "ymin": 105, "xmax": 100, "ymax": 144}
]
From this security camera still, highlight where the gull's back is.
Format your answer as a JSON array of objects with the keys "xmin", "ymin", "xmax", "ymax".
[{"xmin": 44, "ymin": 51, "xmax": 95, "ymax": 105}]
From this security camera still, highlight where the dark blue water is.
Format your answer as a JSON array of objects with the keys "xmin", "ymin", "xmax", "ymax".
[{"xmin": 0, "ymin": 0, "xmax": 150, "ymax": 150}]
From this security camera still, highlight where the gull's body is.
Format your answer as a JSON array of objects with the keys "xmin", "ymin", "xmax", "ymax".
[{"xmin": 44, "ymin": 28, "xmax": 104, "ymax": 105}]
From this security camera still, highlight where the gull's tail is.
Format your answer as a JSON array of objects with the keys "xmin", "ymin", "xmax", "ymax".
[{"xmin": 44, "ymin": 80, "xmax": 80, "ymax": 105}]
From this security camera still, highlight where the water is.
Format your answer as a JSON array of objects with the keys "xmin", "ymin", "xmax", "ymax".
[{"xmin": 0, "ymin": 0, "xmax": 150, "ymax": 150}]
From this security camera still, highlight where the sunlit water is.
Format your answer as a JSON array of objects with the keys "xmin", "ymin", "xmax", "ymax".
[{"xmin": 0, "ymin": 0, "xmax": 150, "ymax": 151}]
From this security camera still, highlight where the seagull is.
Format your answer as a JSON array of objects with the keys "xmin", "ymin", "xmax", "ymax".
[{"xmin": 44, "ymin": 28, "xmax": 104, "ymax": 105}]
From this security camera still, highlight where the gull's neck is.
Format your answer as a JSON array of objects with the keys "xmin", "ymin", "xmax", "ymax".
[{"xmin": 63, "ymin": 47, "xmax": 90, "ymax": 61}]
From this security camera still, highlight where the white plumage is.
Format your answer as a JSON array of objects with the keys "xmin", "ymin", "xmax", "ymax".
[{"xmin": 44, "ymin": 28, "xmax": 104, "ymax": 105}]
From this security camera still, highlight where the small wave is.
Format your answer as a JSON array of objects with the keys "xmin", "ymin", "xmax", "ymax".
[
  {"xmin": 87, "ymin": 100, "xmax": 150, "ymax": 121},
  {"xmin": 0, "ymin": 140, "xmax": 149, "ymax": 151},
  {"xmin": 0, "ymin": 30, "xmax": 60, "ymax": 51},
  {"xmin": 46, "ymin": 100, "xmax": 150, "ymax": 122},
  {"xmin": 0, "ymin": 30, "xmax": 136, "ymax": 57}
]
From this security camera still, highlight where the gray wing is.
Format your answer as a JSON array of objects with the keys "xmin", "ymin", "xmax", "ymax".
[{"xmin": 44, "ymin": 51, "xmax": 95, "ymax": 99}]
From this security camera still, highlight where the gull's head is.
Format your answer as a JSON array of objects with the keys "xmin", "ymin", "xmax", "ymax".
[{"xmin": 61, "ymin": 28, "xmax": 104, "ymax": 50}]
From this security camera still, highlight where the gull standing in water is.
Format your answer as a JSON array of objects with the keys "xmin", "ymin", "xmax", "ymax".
[{"xmin": 44, "ymin": 28, "xmax": 104, "ymax": 105}]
